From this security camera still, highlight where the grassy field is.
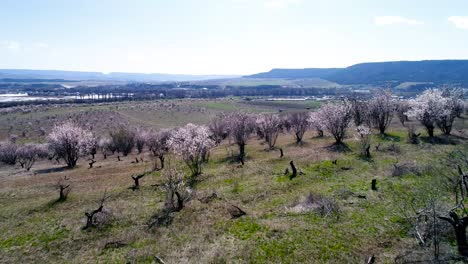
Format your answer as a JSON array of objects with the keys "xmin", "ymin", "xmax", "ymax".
[
  {"xmin": 0, "ymin": 99, "xmax": 317, "ymax": 141},
  {"xmin": 0, "ymin": 99, "xmax": 467, "ymax": 263}
]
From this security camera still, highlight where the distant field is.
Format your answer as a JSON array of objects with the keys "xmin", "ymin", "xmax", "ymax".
[{"xmin": 0, "ymin": 98, "xmax": 321, "ymax": 141}]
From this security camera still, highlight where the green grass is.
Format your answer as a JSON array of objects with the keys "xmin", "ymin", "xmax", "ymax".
[{"xmin": 0, "ymin": 99, "xmax": 466, "ymax": 263}]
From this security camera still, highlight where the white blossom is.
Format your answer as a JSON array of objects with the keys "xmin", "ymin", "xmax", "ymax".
[{"xmin": 168, "ymin": 123, "xmax": 215, "ymax": 176}]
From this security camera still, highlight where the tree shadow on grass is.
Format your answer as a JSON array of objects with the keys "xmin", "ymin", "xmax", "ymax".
[
  {"xmin": 286, "ymin": 141, "xmax": 312, "ymax": 148},
  {"xmin": 377, "ymin": 133, "xmax": 401, "ymax": 142},
  {"xmin": 35, "ymin": 166, "xmax": 70, "ymax": 174},
  {"xmin": 27, "ymin": 197, "xmax": 65, "ymax": 215},
  {"xmin": 357, "ymin": 154, "xmax": 374, "ymax": 163},
  {"xmin": 420, "ymin": 135, "xmax": 461, "ymax": 145},
  {"xmin": 325, "ymin": 142, "xmax": 352, "ymax": 153},
  {"xmin": 147, "ymin": 208, "xmax": 175, "ymax": 230},
  {"xmin": 47, "ymin": 196, "xmax": 69, "ymax": 207},
  {"xmin": 217, "ymin": 155, "xmax": 252, "ymax": 165}
]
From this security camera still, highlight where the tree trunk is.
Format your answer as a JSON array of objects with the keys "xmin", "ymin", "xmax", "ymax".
[
  {"xmin": 289, "ymin": 160, "xmax": 297, "ymax": 179},
  {"xmin": 295, "ymin": 133, "xmax": 302, "ymax": 144},
  {"xmin": 83, "ymin": 205, "xmax": 104, "ymax": 230},
  {"xmin": 365, "ymin": 146, "xmax": 371, "ymax": 158},
  {"xmin": 317, "ymin": 130, "xmax": 324, "ymax": 137},
  {"xmin": 59, "ymin": 186, "xmax": 68, "ymax": 201},
  {"xmin": 379, "ymin": 125, "xmax": 385, "ymax": 135},
  {"xmin": 131, "ymin": 173, "xmax": 146, "ymax": 191},
  {"xmin": 159, "ymin": 156, "xmax": 165, "ymax": 169},
  {"xmin": 238, "ymin": 144, "xmax": 245, "ymax": 165},
  {"xmin": 67, "ymin": 159, "xmax": 77, "ymax": 168},
  {"xmin": 439, "ymin": 212, "xmax": 468, "ymax": 256},
  {"xmin": 174, "ymin": 191, "xmax": 184, "ymax": 211},
  {"xmin": 371, "ymin": 179, "xmax": 377, "ymax": 191},
  {"xmin": 427, "ymin": 126, "xmax": 434, "ymax": 138}
]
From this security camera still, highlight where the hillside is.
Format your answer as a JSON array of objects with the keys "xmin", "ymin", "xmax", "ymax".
[
  {"xmin": 246, "ymin": 60, "xmax": 468, "ymax": 85},
  {"xmin": 192, "ymin": 77, "xmax": 341, "ymax": 88},
  {"xmin": 0, "ymin": 99, "xmax": 467, "ymax": 263},
  {"xmin": 246, "ymin": 68, "xmax": 341, "ymax": 79},
  {"xmin": 0, "ymin": 69, "xmax": 239, "ymax": 82}
]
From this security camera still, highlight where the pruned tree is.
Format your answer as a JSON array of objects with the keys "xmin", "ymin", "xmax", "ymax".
[
  {"xmin": 83, "ymin": 190, "xmax": 111, "ymax": 230},
  {"xmin": 436, "ymin": 168, "xmax": 468, "ymax": 258},
  {"xmin": 147, "ymin": 129, "xmax": 171, "ymax": 170},
  {"xmin": 160, "ymin": 167, "xmax": 190, "ymax": 212},
  {"xmin": 168, "ymin": 123, "xmax": 215, "ymax": 177},
  {"xmin": 286, "ymin": 112, "xmax": 309, "ymax": 144},
  {"xmin": 289, "ymin": 160, "xmax": 297, "ymax": 180},
  {"xmin": 16, "ymin": 143, "xmax": 49, "ymax": 171},
  {"xmin": 130, "ymin": 171, "xmax": 151, "ymax": 191},
  {"xmin": 316, "ymin": 102, "xmax": 352, "ymax": 145},
  {"xmin": 226, "ymin": 112, "xmax": 255, "ymax": 165},
  {"xmin": 47, "ymin": 121, "xmax": 96, "ymax": 168},
  {"xmin": 355, "ymin": 125, "xmax": 372, "ymax": 158},
  {"xmin": 109, "ymin": 126, "xmax": 135, "ymax": 156},
  {"xmin": 0, "ymin": 141, "xmax": 18, "ymax": 165},
  {"xmin": 256, "ymin": 113, "xmax": 283, "ymax": 150},
  {"xmin": 369, "ymin": 90, "xmax": 394, "ymax": 135},
  {"xmin": 56, "ymin": 175, "xmax": 71, "ymax": 201}
]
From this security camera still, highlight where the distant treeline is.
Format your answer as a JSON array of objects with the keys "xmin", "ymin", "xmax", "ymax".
[{"xmin": 0, "ymin": 82, "xmax": 361, "ymax": 107}]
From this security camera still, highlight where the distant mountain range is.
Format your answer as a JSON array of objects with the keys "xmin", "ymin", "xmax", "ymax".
[
  {"xmin": 2, "ymin": 60, "xmax": 468, "ymax": 86},
  {"xmin": 246, "ymin": 60, "xmax": 468, "ymax": 85},
  {"xmin": 0, "ymin": 69, "xmax": 239, "ymax": 82}
]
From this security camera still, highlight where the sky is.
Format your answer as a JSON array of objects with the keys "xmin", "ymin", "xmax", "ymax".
[{"xmin": 1, "ymin": 0, "xmax": 468, "ymax": 75}]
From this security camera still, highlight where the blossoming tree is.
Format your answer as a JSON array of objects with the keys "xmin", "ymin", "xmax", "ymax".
[
  {"xmin": 147, "ymin": 129, "xmax": 171, "ymax": 170},
  {"xmin": 16, "ymin": 143, "xmax": 49, "ymax": 171},
  {"xmin": 369, "ymin": 90, "xmax": 394, "ymax": 135},
  {"xmin": 256, "ymin": 113, "xmax": 283, "ymax": 150},
  {"xmin": 286, "ymin": 112, "xmax": 309, "ymax": 144},
  {"xmin": 168, "ymin": 123, "xmax": 215, "ymax": 176},
  {"xmin": 308, "ymin": 111, "xmax": 325, "ymax": 137},
  {"xmin": 226, "ymin": 112, "xmax": 256, "ymax": 165},
  {"xmin": 316, "ymin": 102, "xmax": 352, "ymax": 145},
  {"xmin": 48, "ymin": 121, "xmax": 96, "ymax": 168},
  {"xmin": 407, "ymin": 89, "xmax": 451, "ymax": 138}
]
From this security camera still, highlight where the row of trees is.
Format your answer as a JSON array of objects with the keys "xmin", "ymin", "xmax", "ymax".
[
  {"xmin": 407, "ymin": 89, "xmax": 464, "ymax": 137},
  {"xmin": 0, "ymin": 89, "xmax": 465, "ymax": 173},
  {"xmin": 350, "ymin": 89, "xmax": 464, "ymax": 138},
  {"xmin": 0, "ymin": 141, "xmax": 48, "ymax": 170}
]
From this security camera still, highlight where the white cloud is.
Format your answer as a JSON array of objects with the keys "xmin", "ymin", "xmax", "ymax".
[
  {"xmin": 0, "ymin": 41, "xmax": 21, "ymax": 51},
  {"xmin": 374, "ymin": 16, "xmax": 424, "ymax": 26},
  {"xmin": 448, "ymin": 16, "xmax": 468, "ymax": 29}
]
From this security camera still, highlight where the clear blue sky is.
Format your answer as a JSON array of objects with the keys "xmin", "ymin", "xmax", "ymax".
[{"xmin": 1, "ymin": 0, "xmax": 468, "ymax": 75}]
